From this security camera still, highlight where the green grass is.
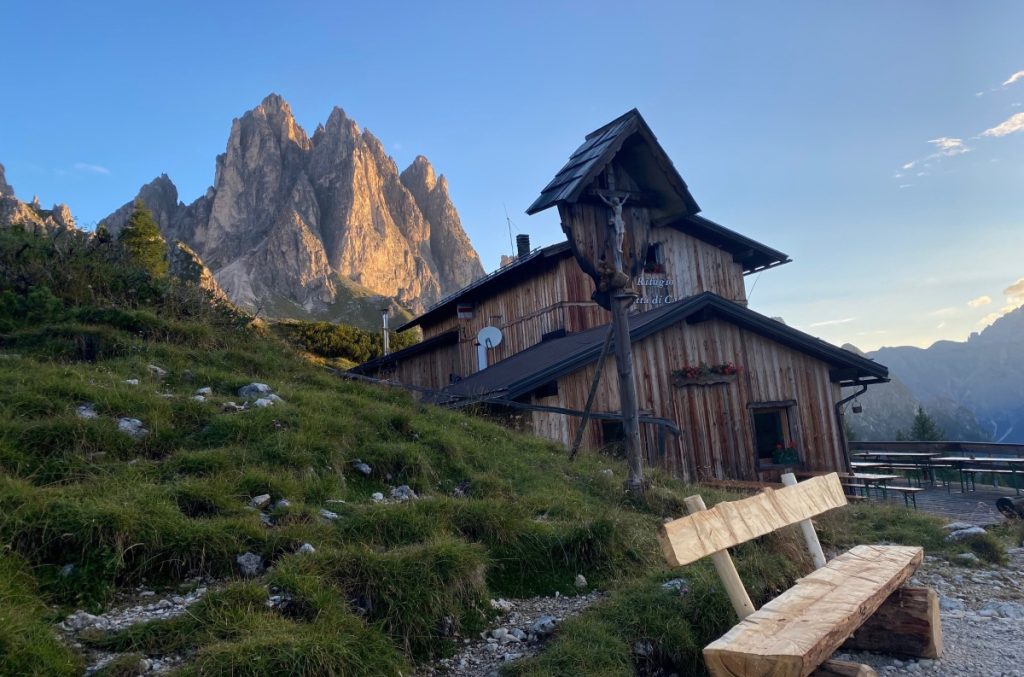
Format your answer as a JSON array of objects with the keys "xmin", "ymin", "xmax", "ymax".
[{"xmin": 0, "ymin": 226, "xmax": 1004, "ymax": 675}]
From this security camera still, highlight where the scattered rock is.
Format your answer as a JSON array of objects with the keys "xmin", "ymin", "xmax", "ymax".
[
  {"xmin": 955, "ymin": 552, "xmax": 981, "ymax": 564},
  {"xmin": 490, "ymin": 598, "xmax": 514, "ymax": 612},
  {"xmin": 574, "ymin": 574, "xmax": 588, "ymax": 589},
  {"xmin": 298, "ymin": 543, "xmax": 316, "ymax": 555},
  {"xmin": 978, "ymin": 601, "xmax": 1024, "ymax": 620},
  {"xmin": 195, "ymin": 386, "xmax": 213, "ymax": 396},
  {"xmin": 238, "ymin": 383, "xmax": 273, "ymax": 399},
  {"xmin": 531, "ymin": 615, "xmax": 557, "ymax": 636},
  {"xmin": 222, "ymin": 401, "xmax": 244, "ymax": 413},
  {"xmin": 943, "ymin": 521, "xmax": 977, "ymax": 532},
  {"xmin": 192, "ymin": 394, "xmax": 207, "ymax": 403},
  {"xmin": 600, "ymin": 468, "xmax": 614, "ymax": 477},
  {"xmin": 253, "ymin": 398, "xmax": 275, "ymax": 408},
  {"xmin": 371, "ymin": 492, "xmax": 385, "ymax": 502},
  {"xmin": 76, "ymin": 404, "xmax": 99, "ymax": 420},
  {"xmin": 633, "ymin": 640, "xmax": 655, "ymax": 657},
  {"xmin": 275, "ymin": 498, "xmax": 291, "ymax": 509},
  {"xmin": 661, "ymin": 577, "xmax": 690, "ymax": 595},
  {"xmin": 250, "ymin": 494, "xmax": 272, "ymax": 509},
  {"xmin": 267, "ymin": 393, "xmax": 285, "ymax": 404},
  {"xmin": 453, "ymin": 480, "xmax": 471, "ymax": 497},
  {"xmin": 945, "ymin": 526, "xmax": 986, "ymax": 542},
  {"xmin": 235, "ymin": 552, "xmax": 264, "ymax": 577},
  {"xmin": 390, "ymin": 485, "xmax": 418, "ymax": 501},
  {"xmin": 124, "ymin": 378, "xmax": 140, "ymax": 386},
  {"xmin": 940, "ymin": 596, "xmax": 965, "ymax": 612},
  {"xmin": 319, "ymin": 509, "xmax": 339, "ymax": 521},
  {"xmin": 352, "ymin": 460, "xmax": 373, "ymax": 476},
  {"xmin": 117, "ymin": 417, "xmax": 149, "ymax": 439},
  {"xmin": 147, "ymin": 364, "xmax": 168, "ymax": 378},
  {"xmin": 59, "ymin": 563, "xmax": 76, "ymax": 578}
]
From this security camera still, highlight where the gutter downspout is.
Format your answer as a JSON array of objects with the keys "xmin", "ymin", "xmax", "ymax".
[{"xmin": 835, "ymin": 383, "xmax": 869, "ymax": 473}]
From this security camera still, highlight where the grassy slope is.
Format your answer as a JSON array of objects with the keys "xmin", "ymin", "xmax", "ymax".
[{"xmin": 0, "ymin": 228, "xmax": 1008, "ymax": 676}]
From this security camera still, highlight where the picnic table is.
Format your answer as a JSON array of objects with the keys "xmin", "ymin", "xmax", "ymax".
[
  {"xmin": 848, "ymin": 473, "xmax": 901, "ymax": 500},
  {"xmin": 853, "ymin": 451, "xmax": 945, "ymax": 485},
  {"xmin": 939, "ymin": 456, "xmax": 1024, "ymax": 495},
  {"xmin": 850, "ymin": 461, "xmax": 886, "ymax": 469}
]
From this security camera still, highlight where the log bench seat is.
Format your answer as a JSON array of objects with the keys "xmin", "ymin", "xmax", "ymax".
[
  {"xmin": 658, "ymin": 473, "xmax": 942, "ymax": 677},
  {"xmin": 704, "ymin": 545, "xmax": 922, "ymax": 677}
]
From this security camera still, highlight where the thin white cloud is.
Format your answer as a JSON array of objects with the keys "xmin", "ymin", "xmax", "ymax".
[
  {"xmin": 981, "ymin": 112, "xmax": 1024, "ymax": 137},
  {"xmin": 976, "ymin": 277, "xmax": 1024, "ymax": 328},
  {"xmin": 73, "ymin": 162, "xmax": 110, "ymax": 175},
  {"xmin": 928, "ymin": 137, "xmax": 969, "ymax": 155},
  {"xmin": 967, "ymin": 295, "xmax": 992, "ymax": 308},
  {"xmin": 898, "ymin": 184, "xmax": 912, "ymax": 189},
  {"xmin": 809, "ymin": 317, "xmax": 856, "ymax": 328},
  {"xmin": 1003, "ymin": 71, "xmax": 1024, "ymax": 87},
  {"xmin": 897, "ymin": 137, "xmax": 972, "ymax": 178},
  {"xmin": 1006, "ymin": 277, "xmax": 1024, "ymax": 306},
  {"xmin": 928, "ymin": 307, "xmax": 958, "ymax": 319}
]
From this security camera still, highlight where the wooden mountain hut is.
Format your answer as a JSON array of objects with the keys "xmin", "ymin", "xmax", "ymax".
[{"xmin": 352, "ymin": 110, "xmax": 888, "ymax": 483}]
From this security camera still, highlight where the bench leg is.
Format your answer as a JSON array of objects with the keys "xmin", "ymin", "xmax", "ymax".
[{"xmin": 843, "ymin": 586, "xmax": 943, "ymax": 659}]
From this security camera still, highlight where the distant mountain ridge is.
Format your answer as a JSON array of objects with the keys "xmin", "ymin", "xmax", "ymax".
[
  {"xmin": 844, "ymin": 306, "xmax": 1024, "ymax": 442},
  {"xmin": 101, "ymin": 94, "xmax": 484, "ymax": 320}
]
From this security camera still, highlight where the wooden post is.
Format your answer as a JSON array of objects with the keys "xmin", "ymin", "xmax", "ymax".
[
  {"xmin": 613, "ymin": 290, "xmax": 645, "ymax": 495},
  {"xmin": 812, "ymin": 660, "xmax": 877, "ymax": 677},
  {"xmin": 781, "ymin": 472, "xmax": 827, "ymax": 569},
  {"xmin": 684, "ymin": 494, "xmax": 755, "ymax": 619}
]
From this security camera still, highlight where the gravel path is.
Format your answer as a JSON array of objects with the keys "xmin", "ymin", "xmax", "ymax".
[
  {"xmin": 418, "ymin": 591, "xmax": 604, "ymax": 676},
  {"xmin": 834, "ymin": 546, "xmax": 1024, "ymax": 677}
]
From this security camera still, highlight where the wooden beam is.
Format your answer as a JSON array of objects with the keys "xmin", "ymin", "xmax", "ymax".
[
  {"xmin": 703, "ymin": 545, "xmax": 923, "ymax": 677},
  {"xmin": 684, "ymin": 495, "xmax": 756, "ymax": 620},
  {"xmin": 812, "ymin": 660, "xmax": 877, "ymax": 677},
  {"xmin": 658, "ymin": 474, "xmax": 847, "ymax": 567},
  {"xmin": 843, "ymin": 586, "xmax": 943, "ymax": 659}
]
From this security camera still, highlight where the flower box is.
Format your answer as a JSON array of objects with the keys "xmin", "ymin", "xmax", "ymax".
[{"xmin": 671, "ymin": 362, "xmax": 740, "ymax": 388}]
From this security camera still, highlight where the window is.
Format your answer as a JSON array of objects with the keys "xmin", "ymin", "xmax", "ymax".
[
  {"xmin": 643, "ymin": 243, "xmax": 664, "ymax": 273},
  {"xmin": 600, "ymin": 419, "xmax": 626, "ymax": 457},
  {"xmin": 533, "ymin": 380, "xmax": 558, "ymax": 399},
  {"xmin": 749, "ymin": 401, "xmax": 799, "ymax": 466}
]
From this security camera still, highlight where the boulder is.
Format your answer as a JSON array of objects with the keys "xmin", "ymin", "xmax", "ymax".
[
  {"xmin": 235, "ymin": 552, "xmax": 264, "ymax": 577},
  {"xmin": 352, "ymin": 460, "xmax": 372, "ymax": 476},
  {"xmin": 945, "ymin": 526, "xmax": 987, "ymax": 542},
  {"xmin": 249, "ymin": 494, "xmax": 272, "ymax": 509},
  {"xmin": 238, "ymin": 383, "xmax": 273, "ymax": 399},
  {"xmin": 117, "ymin": 418, "xmax": 149, "ymax": 439},
  {"xmin": 195, "ymin": 387, "xmax": 213, "ymax": 396},
  {"xmin": 76, "ymin": 404, "xmax": 99, "ymax": 420},
  {"xmin": 147, "ymin": 364, "xmax": 168, "ymax": 378}
]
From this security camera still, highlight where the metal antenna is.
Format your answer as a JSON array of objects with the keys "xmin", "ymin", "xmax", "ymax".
[{"xmin": 504, "ymin": 203, "xmax": 515, "ymax": 254}]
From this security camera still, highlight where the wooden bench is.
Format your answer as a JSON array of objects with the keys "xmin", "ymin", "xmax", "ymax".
[
  {"xmin": 885, "ymin": 485, "xmax": 924, "ymax": 508},
  {"xmin": 961, "ymin": 468, "xmax": 1020, "ymax": 492},
  {"xmin": 658, "ymin": 473, "xmax": 942, "ymax": 677}
]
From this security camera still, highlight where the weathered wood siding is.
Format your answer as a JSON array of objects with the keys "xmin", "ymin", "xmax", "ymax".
[
  {"xmin": 529, "ymin": 318, "xmax": 844, "ymax": 482},
  {"xmin": 635, "ymin": 226, "xmax": 747, "ymax": 308},
  {"xmin": 418, "ymin": 258, "xmax": 606, "ymax": 375},
  {"xmin": 360, "ymin": 342, "xmax": 463, "ymax": 392}
]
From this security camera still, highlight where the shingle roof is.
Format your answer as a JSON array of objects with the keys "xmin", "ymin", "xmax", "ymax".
[
  {"xmin": 526, "ymin": 109, "xmax": 700, "ymax": 216},
  {"xmin": 435, "ymin": 293, "xmax": 887, "ymax": 401}
]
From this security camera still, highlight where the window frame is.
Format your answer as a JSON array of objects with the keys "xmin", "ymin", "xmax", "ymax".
[{"xmin": 747, "ymin": 400, "xmax": 802, "ymax": 469}]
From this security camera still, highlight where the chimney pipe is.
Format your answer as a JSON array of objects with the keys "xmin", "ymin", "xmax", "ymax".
[
  {"xmin": 516, "ymin": 234, "xmax": 531, "ymax": 257},
  {"xmin": 381, "ymin": 307, "xmax": 390, "ymax": 357}
]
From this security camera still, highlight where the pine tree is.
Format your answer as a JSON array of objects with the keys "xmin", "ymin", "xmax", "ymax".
[
  {"xmin": 908, "ymin": 406, "xmax": 944, "ymax": 441},
  {"xmin": 118, "ymin": 200, "xmax": 168, "ymax": 278}
]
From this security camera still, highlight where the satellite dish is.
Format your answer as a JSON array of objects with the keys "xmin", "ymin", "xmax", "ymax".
[
  {"xmin": 476, "ymin": 326, "xmax": 503, "ymax": 371},
  {"xmin": 477, "ymin": 326, "xmax": 503, "ymax": 348}
]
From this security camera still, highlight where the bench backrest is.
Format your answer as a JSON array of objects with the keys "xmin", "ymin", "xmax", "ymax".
[{"xmin": 658, "ymin": 473, "xmax": 847, "ymax": 567}]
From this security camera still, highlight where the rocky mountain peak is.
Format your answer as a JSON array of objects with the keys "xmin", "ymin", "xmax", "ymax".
[
  {"xmin": 102, "ymin": 94, "xmax": 485, "ymax": 321},
  {"xmin": 403, "ymin": 155, "xmax": 438, "ymax": 192},
  {"xmin": 0, "ymin": 163, "xmax": 13, "ymax": 197}
]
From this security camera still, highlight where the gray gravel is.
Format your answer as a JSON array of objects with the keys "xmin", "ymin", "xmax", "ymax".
[
  {"xmin": 418, "ymin": 591, "xmax": 604, "ymax": 676},
  {"xmin": 833, "ymin": 546, "xmax": 1024, "ymax": 677}
]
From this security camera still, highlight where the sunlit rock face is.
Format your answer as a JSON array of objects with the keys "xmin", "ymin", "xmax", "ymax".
[{"xmin": 102, "ymin": 94, "xmax": 484, "ymax": 316}]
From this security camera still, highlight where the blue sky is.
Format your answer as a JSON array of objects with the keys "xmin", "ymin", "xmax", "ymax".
[{"xmin": 3, "ymin": 1, "xmax": 1022, "ymax": 351}]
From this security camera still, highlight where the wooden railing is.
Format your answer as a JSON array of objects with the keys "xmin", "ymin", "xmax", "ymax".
[{"xmin": 852, "ymin": 441, "xmax": 1024, "ymax": 457}]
